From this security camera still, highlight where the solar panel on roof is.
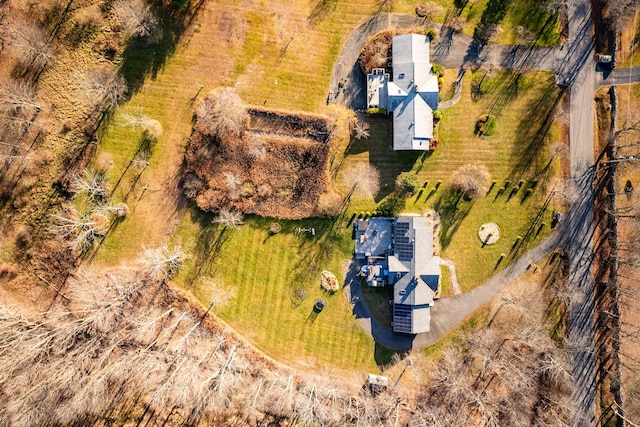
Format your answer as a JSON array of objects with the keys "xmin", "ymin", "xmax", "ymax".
[
  {"xmin": 393, "ymin": 304, "xmax": 413, "ymax": 333},
  {"xmin": 395, "ymin": 222, "xmax": 414, "ymax": 259}
]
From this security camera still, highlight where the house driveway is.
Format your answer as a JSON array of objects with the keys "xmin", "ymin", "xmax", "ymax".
[
  {"xmin": 330, "ymin": 13, "xmax": 567, "ymax": 111},
  {"xmin": 346, "ymin": 226, "xmax": 564, "ymax": 351}
]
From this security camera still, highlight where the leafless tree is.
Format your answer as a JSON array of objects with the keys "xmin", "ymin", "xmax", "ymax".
[
  {"xmin": 0, "ymin": 80, "xmax": 41, "ymax": 117},
  {"xmin": 476, "ymin": 23, "xmax": 503, "ymax": 42},
  {"xmin": 415, "ymin": 2, "xmax": 444, "ymax": 18},
  {"xmin": 604, "ymin": 0, "xmax": 636, "ymax": 31},
  {"xmin": 213, "ymin": 209, "xmax": 244, "ymax": 228},
  {"xmin": 120, "ymin": 108, "xmax": 151, "ymax": 129},
  {"xmin": 451, "ymin": 163, "xmax": 490, "ymax": 199},
  {"xmin": 9, "ymin": 24, "xmax": 56, "ymax": 74},
  {"xmin": 50, "ymin": 206, "xmax": 104, "ymax": 251},
  {"xmin": 194, "ymin": 87, "xmax": 247, "ymax": 140},
  {"xmin": 448, "ymin": 16, "xmax": 467, "ymax": 32},
  {"xmin": 247, "ymin": 140, "xmax": 266, "ymax": 159},
  {"xmin": 143, "ymin": 119, "xmax": 163, "ymax": 142},
  {"xmin": 317, "ymin": 192, "xmax": 343, "ymax": 216},
  {"xmin": 84, "ymin": 68, "xmax": 127, "ymax": 111},
  {"xmin": 353, "ymin": 120, "xmax": 370, "ymax": 139},
  {"xmin": 341, "ymin": 162, "xmax": 380, "ymax": 199},
  {"xmin": 553, "ymin": 178, "xmax": 580, "ymax": 205},
  {"xmin": 140, "ymin": 243, "xmax": 187, "ymax": 280},
  {"xmin": 121, "ymin": 108, "xmax": 163, "ymax": 141},
  {"xmin": 114, "ymin": 0, "xmax": 159, "ymax": 39},
  {"xmin": 71, "ymin": 169, "xmax": 109, "ymax": 202}
]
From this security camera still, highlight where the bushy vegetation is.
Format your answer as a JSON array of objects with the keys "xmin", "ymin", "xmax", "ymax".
[
  {"xmin": 451, "ymin": 163, "xmax": 491, "ymax": 200},
  {"xmin": 395, "ymin": 171, "xmax": 421, "ymax": 196},
  {"xmin": 184, "ymin": 100, "xmax": 332, "ymax": 219}
]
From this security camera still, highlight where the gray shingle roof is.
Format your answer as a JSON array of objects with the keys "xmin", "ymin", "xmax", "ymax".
[{"xmin": 388, "ymin": 34, "xmax": 439, "ymax": 151}]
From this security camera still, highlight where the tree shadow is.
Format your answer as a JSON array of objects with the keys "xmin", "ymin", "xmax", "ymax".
[
  {"xmin": 509, "ymin": 82, "xmax": 566, "ymax": 180},
  {"xmin": 186, "ymin": 211, "xmax": 227, "ymax": 285},
  {"xmin": 375, "ymin": 343, "xmax": 409, "ymax": 369},
  {"xmin": 119, "ymin": 1, "xmax": 205, "ymax": 94},
  {"xmin": 434, "ymin": 187, "xmax": 474, "ymax": 249},
  {"xmin": 307, "ymin": 0, "xmax": 339, "ymax": 26},
  {"xmin": 486, "ymin": 70, "xmax": 532, "ymax": 117},
  {"xmin": 344, "ymin": 119, "xmax": 422, "ymax": 201}
]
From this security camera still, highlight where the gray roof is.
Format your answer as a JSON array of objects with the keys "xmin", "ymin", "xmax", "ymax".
[
  {"xmin": 388, "ymin": 34, "xmax": 439, "ymax": 151},
  {"xmin": 391, "ymin": 216, "xmax": 440, "ymax": 334},
  {"xmin": 355, "ymin": 218, "xmax": 393, "ymax": 259}
]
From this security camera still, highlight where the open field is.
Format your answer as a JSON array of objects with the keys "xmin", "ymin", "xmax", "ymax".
[
  {"xmin": 391, "ymin": 0, "xmax": 561, "ymax": 45},
  {"xmin": 87, "ymin": 0, "xmax": 566, "ymax": 372},
  {"xmin": 336, "ymin": 69, "xmax": 565, "ymax": 290}
]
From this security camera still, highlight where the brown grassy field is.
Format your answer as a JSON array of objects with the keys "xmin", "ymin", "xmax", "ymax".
[
  {"xmin": 184, "ymin": 107, "xmax": 332, "ymax": 219},
  {"xmin": 611, "ymin": 83, "xmax": 640, "ymax": 422}
]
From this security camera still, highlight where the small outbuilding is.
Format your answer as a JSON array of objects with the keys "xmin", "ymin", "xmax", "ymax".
[{"xmin": 364, "ymin": 374, "xmax": 389, "ymax": 395}]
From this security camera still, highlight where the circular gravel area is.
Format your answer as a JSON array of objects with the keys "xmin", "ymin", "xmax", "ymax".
[{"xmin": 478, "ymin": 222, "xmax": 500, "ymax": 245}]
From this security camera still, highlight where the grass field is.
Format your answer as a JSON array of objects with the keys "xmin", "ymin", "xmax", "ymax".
[
  {"xmin": 335, "ymin": 68, "xmax": 564, "ymax": 290},
  {"xmin": 617, "ymin": 10, "xmax": 640, "ymax": 67},
  {"xmin": 172, "ymin": 215, "xmax": 385, "ymax": 373},
  {"xmin": 391, "ymin": 0, "xmax": 561, "ymax": 45},
  {"xmin": 89, "ymin": 0, "xmax": 565, "ymax": 373}
]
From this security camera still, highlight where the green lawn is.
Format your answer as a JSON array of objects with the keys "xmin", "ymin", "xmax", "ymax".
[
  {"xmin": 88, "ymin": 1, "xmax": 565, "ymax": 373},
  {"xmin": 362, "ymin": 283, "xmax": 394, "ymax": 329},
  {"xmin": 172, "ymin": 216, "xmax": 382, "ymax": 373},
  {"xmin": 391, "ymin": 0, "xmax": 561, "ymax": 46},
  {"xmin": 334, "ymin": 69, "xmax": 564, "ymax": 290}
]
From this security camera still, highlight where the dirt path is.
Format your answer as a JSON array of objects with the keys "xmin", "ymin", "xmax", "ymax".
[{"xmin": 439, "ymin": 258, "xmax": 462, "ymax": 295}]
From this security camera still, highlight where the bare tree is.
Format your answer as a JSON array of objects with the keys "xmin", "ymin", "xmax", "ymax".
[
  {"xmin": 50, "ymin": 206, "xmax": 104, "ymax": 251},
  {"xmin": 120, "ymin": 108, "xmax": 163, "ymax": 141},
  {"xmin": 114, "ymin": 0, "xmax": 159, "ymax": 39},
  {"xmin": 448, "ymin": 15, "xmax": 467, "ymax": 32},
  {"xmin": 341, "ymin": 163, "xmax": 380, "ymax": 199},
  {"xmin": 140, "ymin": 243, "xmax": 187, "ymax": 280},
  {"xmin": 415, "ymin": 2, "xmax": 444, "ymax": 18},
  {"xmin": 120, "ymin": 108, "xmax": 151, "ymax": 130},
  {"xmin": 247, "ymin": 140, "xmax": 266, "ymax": 159},
  {"xmin": 194, "ymin": 87, "xmax": 247, "ymax": 140},
  {"xmin": 476, "ymin": 23, "xmax": 503, "ymax": 42},
  {"xmin": 213, "ymin": 209, "xmax": 244, "ymax": 228},
  {"xmin": 353, "ymin": 120, "xmax": 370, "ymax": 140},
  {"xmin": 85, "ymin": 68, "xmax": 127, "ymax": 111},
  {"xmin": 9, "ymin": 24, "xmax": 56, "ymax": 73},
  {"xmin": 0, "ymin": 80, "xmax": 41, "ymax": 117},
  {"xmin": 605, "ymin": 0, "xmax": 636, "ymax": 31},
  {"xmin": 451, "ymin": 163, "xmax": 490, "ymax": 199},
  {"xmin": 71, "ymin": 170, "xmax": 109, "ymax": 202}
]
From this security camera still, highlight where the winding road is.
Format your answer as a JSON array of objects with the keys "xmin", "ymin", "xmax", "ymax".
[{"xmin": 332, "ymin": 4, "xmax": 640, "ymax": 426}]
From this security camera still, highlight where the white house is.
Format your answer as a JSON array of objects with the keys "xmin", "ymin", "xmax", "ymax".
[
  {"xmin": 366, "ymin": 33, "xmax": 439, "ymax": 151},
  {"xmin": 355, "ymin": 216, "xmax": 441, "ymax": 334}
]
